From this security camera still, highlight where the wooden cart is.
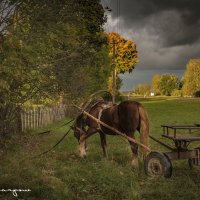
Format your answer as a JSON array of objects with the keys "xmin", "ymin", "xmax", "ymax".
[{"xmin": 145, "ymin": 124, "xmax": 200, "ymax": 178}]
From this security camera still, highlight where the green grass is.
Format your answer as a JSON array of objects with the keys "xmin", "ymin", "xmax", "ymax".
[{"xmin": 0, "ymin": 99, "xmax": 200, "ymax": 200}]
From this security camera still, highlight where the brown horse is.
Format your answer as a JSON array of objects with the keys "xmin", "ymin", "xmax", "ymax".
[{"xmin": 74, "ymin": 100, "xmax": 149, "ymax": 167}]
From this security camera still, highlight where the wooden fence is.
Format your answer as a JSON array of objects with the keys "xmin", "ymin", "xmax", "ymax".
[{"xmin": 20, "ymin": 104, "xmax": 75, "ymax": 131}]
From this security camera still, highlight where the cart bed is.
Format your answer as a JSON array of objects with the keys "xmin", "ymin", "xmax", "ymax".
[
  {"xmin": 162, "ymin": 133, "xmax": 200, "ymax": 142},
  {"xmin": 161, "ymin": 124, "xmax": 200, "ymax": 142}
]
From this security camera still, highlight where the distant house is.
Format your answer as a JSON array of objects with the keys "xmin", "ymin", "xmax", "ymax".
[{"xmin": 150, "ymin": 92, "xmax": 155, "ymax": 97}]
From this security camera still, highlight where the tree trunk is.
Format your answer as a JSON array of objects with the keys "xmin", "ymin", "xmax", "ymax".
[{"xmin": 0, "ymin": 104, "xmax": 22, "ymax": 138}]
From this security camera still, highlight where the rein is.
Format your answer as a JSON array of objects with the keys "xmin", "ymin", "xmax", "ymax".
[{"xmin": 29, "ymin": 119, "xmax": 75, "ymax": 159}]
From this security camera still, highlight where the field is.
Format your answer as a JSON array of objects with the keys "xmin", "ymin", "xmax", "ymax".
[{"xmin": 0, "ymin": 99, "xmax": 200, "ymax": 200}]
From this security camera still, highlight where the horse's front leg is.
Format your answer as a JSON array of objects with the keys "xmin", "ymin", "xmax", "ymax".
[
  {"xmin": 99, "ymin": 132, "xmax": 108, "ymax": 158},
  {"xmin": 128, "ymin": 134, "xmax": 139, "ymax": 168},
  {"xmin": 79, "ymin": 127, "xmax": 97, "ymax": 158}
]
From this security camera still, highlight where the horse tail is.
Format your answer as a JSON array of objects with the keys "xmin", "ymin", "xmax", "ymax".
[{"xmin": 138, "ymin": 104, "xmax": 149, "ymax": 155}]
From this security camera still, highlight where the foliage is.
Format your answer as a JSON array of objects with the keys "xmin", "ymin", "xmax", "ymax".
[
  {"xmin": 194, "ymin": 90, "xmax": 200, "ymax": 97},
  {"xmin": 182, "ymin": 59, "xmax": 200, "ymax": 96},
  {"xmin": 0, "ymin": 0, "xmax": 18, "ymax": 35},
  {"xmin": 152, "ymin": 74, "xmax": 162, "ymax": 95},
  {"xmin": 157, "ymin": 74, "xmax": 179, "ymax": 96},
  {"xmin": 134, "ymin": 83, "xmax": 151, "ymax": 96},
  {"xmin": 171, "ymin": 89, "xmax": 182, "ymax": 97},
  {"xmin": 107, "ymin": 32, "xmax": 138, "ymax": 74},
  {"xmin": 152, "ymin": 74, "xmax": 181, "ymax": 96},
  {"xmin": 0, "ymin": 0, "xmax": 111, "ymax": 136}
]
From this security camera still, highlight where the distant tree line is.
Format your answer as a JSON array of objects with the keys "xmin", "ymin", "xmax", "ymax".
[
  {"xmin": 133, "ymin": 83, "xmax": 151, "ymax": 96},
  {"xmin": 133, "ymin": 59, "xmax": 200, "ymax": 97},
  {"xmin": 152, "ymin": 74, "xmax": 180, "ymax": 96}
]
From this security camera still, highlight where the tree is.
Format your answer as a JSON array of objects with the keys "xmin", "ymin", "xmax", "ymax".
[
  {"xmin": 143, "ymin": 83, "xmax": 151, "ymax": 96},
  {"xmin": 158, "ymin": 74, "xmax": 179, "ymax": 96},
  {"xmin": 0, "ymin": 0, "xmax": 19, "ymax": 35},
  {"xmin": 0, "ymin": 0, "xmax": 110, "ymax": 136},
  {"xmin": 152, "ymin": 74, "xmax": 162, "ymax": 95},
  {"xmin": 107, "ymin": 75, "xmax": 122, "ymax": 97},
  {"xmin": 135, "ymin": 83, "xmax": 151, "ymax": 96},
  {"xmin": 138, "ymin": 84, "xmax": 144, "ymax": 95},
  {"xmin": 106, "ymin": 32, "xmax": 138, "ymax": 100},
  {"xmin": 182, "ymin": 59, "xmax": 200, "ymax": 96},
  {"xmin": 107, "ymin": 32, "xmax": 138, "ymax": 73},
  {"xmin": 4, "ymin": 0, "xmax": 109, "ymax": 97}
]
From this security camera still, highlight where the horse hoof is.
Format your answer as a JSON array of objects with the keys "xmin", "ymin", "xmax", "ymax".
[
  {"xmin": 103, "ymin": 153, "xmax": 108, "ymax": 159},
  {"xmin": 80, "ymin": 154, "xmax": 86, "ymax": 158},
  {"xmin": 131, "ymin": 159, "xmax": 139, "ymax": 168},
  {"xmin": 80, "ymin": 152, "xmax": 86, "ymax": 157}
]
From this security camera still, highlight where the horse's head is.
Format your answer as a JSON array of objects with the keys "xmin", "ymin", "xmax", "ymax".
[{"xmin": 73, "ymin": 98, "xmax": 111, "ymax": 142}]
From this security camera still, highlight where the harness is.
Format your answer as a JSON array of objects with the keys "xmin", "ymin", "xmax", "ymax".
[
  {"xmin": 77, "ymin": 99, "xmax": 112, "ymax": 132},
  {"xmin": 97, "ymin": 103, "xmax": 112, "ymax": 132}
]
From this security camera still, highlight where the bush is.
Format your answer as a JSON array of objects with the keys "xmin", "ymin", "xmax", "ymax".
[
  {"xmin": 194, "ymin": 90, "xmax": 200, "ymax": 97},
  {"xmin": 171, "ymin": 89, "xmax": 182, "ymax": 97}
]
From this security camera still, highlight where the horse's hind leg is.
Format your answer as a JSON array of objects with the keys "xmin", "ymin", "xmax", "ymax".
[
  {"xmin": 128, "ymin": 134, "xmax": 139, "ymax": 168},
  {"xmin": 79, "ymin": 128, "xmax": 96, "ymax": 158},
  {"xmin": 99, "ymin": 132, "xmax": 108, "ymax": 158}
]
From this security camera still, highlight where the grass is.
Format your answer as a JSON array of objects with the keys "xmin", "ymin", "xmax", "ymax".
[{"xmin": 0, "ymin": 99, "xmax": 200, "ymax": 200}]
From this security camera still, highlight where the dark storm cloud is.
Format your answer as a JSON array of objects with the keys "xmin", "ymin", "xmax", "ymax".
[
  {"xmin": 102, "ymin": 0, "xmax": 200, "ymax": 89},
  {"xmin": 104, "ymin": 0, "xmax": 200, "ymax": 47}
]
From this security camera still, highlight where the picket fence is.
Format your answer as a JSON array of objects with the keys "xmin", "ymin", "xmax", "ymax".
[{"xmin": 20, "ymin": 104, "xmax": 74, "ymax": 131}]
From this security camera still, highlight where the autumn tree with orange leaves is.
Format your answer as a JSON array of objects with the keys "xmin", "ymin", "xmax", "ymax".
[
  {"xmin": 107, "ymin": 32, "xmax": 138, "ymax": 73},
  {"xmin": 182, "ymin": 59, "xmax": 200, "ymax": 96},
  {"xmin": 106, "ymin": 32, "xmax": 138, "ymax": 99}
]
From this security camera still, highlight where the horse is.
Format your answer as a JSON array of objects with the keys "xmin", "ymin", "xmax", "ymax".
[{"xmin": 73, "ymin": 99, "xmax": 149, "ymax": 167}]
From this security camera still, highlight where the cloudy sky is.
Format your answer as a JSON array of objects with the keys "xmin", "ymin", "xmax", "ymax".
[{"xmin": 101, "ymin": 0, "xmax": 200, "ymax": 91}]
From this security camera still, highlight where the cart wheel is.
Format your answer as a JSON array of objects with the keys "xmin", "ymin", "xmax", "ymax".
[
  {"xmin": 144, "ymin": 151, "xmax": 172, "ymax": 178},
  {"xmin": 188, "ymin": 147, "xmax": 200, "ymax": 169}
]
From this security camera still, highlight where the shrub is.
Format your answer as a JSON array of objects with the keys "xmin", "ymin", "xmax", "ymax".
[
  {"xmin": 171, "ymin": 89, "xmax": 182, "ymax": 97},
  {"xmin": 194, "ymin": 90, "xmax": 200, "ymax": 97}
]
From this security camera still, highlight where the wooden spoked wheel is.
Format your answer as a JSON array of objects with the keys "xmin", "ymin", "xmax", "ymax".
[{"xmin": 144, "ymin": 151, "xmax": 172, "ymax": 178}]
